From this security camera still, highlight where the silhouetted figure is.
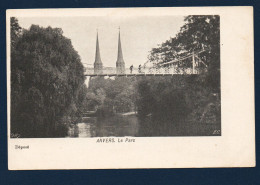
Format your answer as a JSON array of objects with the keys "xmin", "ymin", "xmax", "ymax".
[
  {"xmin": 138, "ymin": 64, "xmax": 142, "ymax": 73},
  {"xmin": 130, "ymin": 65, "xmax": 133, "ymax": 74}
]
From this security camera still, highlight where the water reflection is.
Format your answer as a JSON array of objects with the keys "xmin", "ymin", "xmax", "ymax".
[
  {"xmin": 67, "ymin": 114, "xmax": 221, "ymax": 137},
  {"xmin": 67, "ymin": 114, "xmax": 139, "ymax": 137}
]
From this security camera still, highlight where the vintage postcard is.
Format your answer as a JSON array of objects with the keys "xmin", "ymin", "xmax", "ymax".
[{"xmin": 7, "ymin": 7, "xmax": 254, "ymax": 169}]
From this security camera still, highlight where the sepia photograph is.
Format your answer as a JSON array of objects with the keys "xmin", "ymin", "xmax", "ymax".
[
  {"xmin": 10, "ymin": 14, "xmax": 220, "ymax": 138},
  {"xmin": 7, "ymin": 7, "xmax": 254, "ymax": 170}
]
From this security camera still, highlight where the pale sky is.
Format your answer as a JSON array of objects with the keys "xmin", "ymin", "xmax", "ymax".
[{"xmin": 17, "ymin": 16, "xmax": 185, "ymax": 68}]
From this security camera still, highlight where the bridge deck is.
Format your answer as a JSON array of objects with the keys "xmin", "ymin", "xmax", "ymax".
[{"xmin": 84, "ymin": 73, "xmax": 198, "ymax": 77}]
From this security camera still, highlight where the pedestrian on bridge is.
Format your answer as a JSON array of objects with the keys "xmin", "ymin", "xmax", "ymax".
[
  {"xmin": 130, "ymin": 65, "xmax": 133, "ymax": 74},
  {"xmin": 138, "ymin": 64, "xmax": 142, "ymax": 73}
]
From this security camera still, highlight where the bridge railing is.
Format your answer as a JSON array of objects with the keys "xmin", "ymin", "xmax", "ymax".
[
  {"xmin": 84, "ymin": 49, "xmax": 208, "ymax": 76},
  {"xmin": 85, "ymin": 66, "xmax": 199, "ymax": 75}
]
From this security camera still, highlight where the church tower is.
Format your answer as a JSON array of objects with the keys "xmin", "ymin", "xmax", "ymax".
[
  {"xmin": 94, "ymin": 31, "xmax": 103, "ymax": 74},
  {"xmin": 116, "ymin": 28, "xmax": 125, "ymax": 74}
]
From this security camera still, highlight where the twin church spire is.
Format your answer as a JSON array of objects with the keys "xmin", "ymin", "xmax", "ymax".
[{"xmin": 94, "ymin": 28, "xmax": 125, "ymax": 74}]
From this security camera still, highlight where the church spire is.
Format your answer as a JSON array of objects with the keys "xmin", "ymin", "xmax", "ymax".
[
  {"xmin": 117, "ymin": 27, "xmax": 124, "ymax": 61},
  {"xmin": 116, "ymin": 27, "xmax": 125, "ymax": 74},
  {"xmin": 94, "ymin": 30, "xmax": 103, "ymax": 74}
]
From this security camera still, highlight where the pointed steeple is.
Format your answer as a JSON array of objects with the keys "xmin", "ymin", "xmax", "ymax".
[
  {"xmin": 94, "ymin": 30, "xmax": 103, "ymax": 74},
  {"xmin": 117, "ymin": 29, "xmax": 124, "ymax": 61},
  {"xmin": 116, "ymin": 27, "xmax": 125, "ymax": 74}
]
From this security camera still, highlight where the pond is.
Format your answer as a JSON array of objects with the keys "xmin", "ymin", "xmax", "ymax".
[
  {"xmin": 67, "ymin": 112, "xmax": 221, "ymax": 137},
  {"xmin": 67, "ymin": 113, "xmax": 139, "ymax": 137}
]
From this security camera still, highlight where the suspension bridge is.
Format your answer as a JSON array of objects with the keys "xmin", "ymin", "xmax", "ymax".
[{"xmin": 84, "ymin": 50, "xmax": 208, "ymax": 77}]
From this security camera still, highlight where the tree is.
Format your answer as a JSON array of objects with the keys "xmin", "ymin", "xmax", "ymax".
[
  {"xmin": 176, "ymin": 15, "xmax": 220, "ymax": 91},
  {"xmin": 11, "ymin": 22, "xmax": 87, "ymax": 137},
  {"xmin": 148, "ymin": 15, "xmax": 220, "ymax": 91},
  {"xmin": 11, "ymin": 17, "xmax": 22, "ymax": 49},
  {"xmin": 10, "ymin": 17, "xmax": 23, "ymax": 136}
]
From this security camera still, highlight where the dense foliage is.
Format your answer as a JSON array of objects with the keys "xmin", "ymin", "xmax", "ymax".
[
  {"xmin": 86, "ymin": 77, "xmax": 137, "ymax": 116},
  {"xmin": 136, "ymin": 76, "xmax": 220, "ymax": 136},
  {"xmin": 11, "ymin": 18, "xmax": 87, "ymax": 137}
]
